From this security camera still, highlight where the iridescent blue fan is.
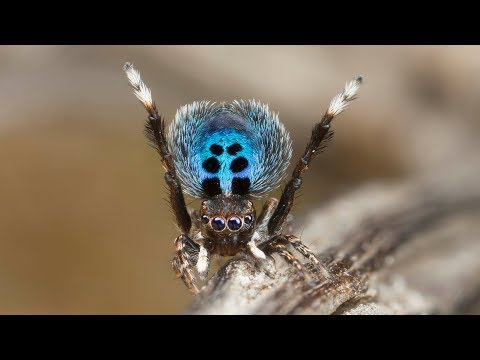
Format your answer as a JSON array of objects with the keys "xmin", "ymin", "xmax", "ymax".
[{"xmin": 167, "ymin": 101, "xmax": 292, "ymax": 198}]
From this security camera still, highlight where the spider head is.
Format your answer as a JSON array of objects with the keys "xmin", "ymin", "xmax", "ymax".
[{"xmin": 200, "ymin": 194, "xmax": 256, "ymax": 239}]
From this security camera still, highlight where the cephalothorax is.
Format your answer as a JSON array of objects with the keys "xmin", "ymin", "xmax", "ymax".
[{"xmin": 124, "ymin": 62, "xmax": 362, "ymax": 293}]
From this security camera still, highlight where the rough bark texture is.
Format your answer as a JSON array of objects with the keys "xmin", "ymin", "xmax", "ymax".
[{"xmin": 186, "ymin": 162, "xmax": 480, "ymax": 314}]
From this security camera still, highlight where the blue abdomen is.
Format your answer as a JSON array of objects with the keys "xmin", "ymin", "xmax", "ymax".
[{"xmin": 167, "ymin": 100, "xmax": 292, "ymax": 199}]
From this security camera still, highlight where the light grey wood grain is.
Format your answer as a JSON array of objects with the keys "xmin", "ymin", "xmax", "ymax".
[{"xmin": 186, "ymin": 162, "xmax": 480, "ymax": 314}]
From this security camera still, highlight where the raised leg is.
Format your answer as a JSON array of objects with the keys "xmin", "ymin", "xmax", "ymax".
[
  {"xmin": 172, "ymin": 235, "xmax": 200, "ymax": 293},
  {"xmin": 267, "ymin": 76, "xmax": 363, "ymax": 236},
  {"xmin": 124, "ymin": 63, "xmax": 192, "ymax": 234}
]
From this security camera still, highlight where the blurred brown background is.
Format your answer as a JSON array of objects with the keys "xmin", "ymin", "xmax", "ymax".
[{"xmin": 0, "ymin": 46, "xmax": 479, "ymax": 314}]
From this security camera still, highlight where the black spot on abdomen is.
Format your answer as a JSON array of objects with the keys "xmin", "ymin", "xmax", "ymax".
[
  {"xmin": 230, "ymin": 157, "xmax": 248, "ymax": 173},
  {"xmin": 203, "ymin": 157, "xmax": 220, "ymax": 173},
  {"xmin": 231, "ymin": 177, "xmax": 250, "ymax": 195},
  {"xmin": 202, "ymin": 177, "xmax": 222, "ymax": 196},
  {"xmin": 210, "ymin": 144, "xmax": 223, "ymax": 156},
  {"xmin": 227, "ymin": 143, "xmax": 243, "ymax": 156}
]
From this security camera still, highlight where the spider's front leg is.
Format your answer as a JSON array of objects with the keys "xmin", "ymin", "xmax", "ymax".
[
  {"xmin": 172, "ymin": 229, "xmax": 213, "ymax": 293},
  {"xmin": 172, "ymin": 234, "xmax": 201, "ymax": 293}
]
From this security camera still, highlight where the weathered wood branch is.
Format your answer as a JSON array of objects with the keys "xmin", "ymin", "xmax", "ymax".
[{"xmin": 186, "ymin": 162, "xmax": 480, "ymax": 314}]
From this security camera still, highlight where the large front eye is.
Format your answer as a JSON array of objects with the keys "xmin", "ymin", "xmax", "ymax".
[
  {"xmin": 227, "ymin": 216, "xmax": 242, "ymax": 231},
  {"xmin": 211, "ymin": 217, "xmax": 226, "ymax": 231}
]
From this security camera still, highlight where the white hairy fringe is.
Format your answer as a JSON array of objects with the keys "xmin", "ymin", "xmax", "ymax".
[
  {"xmin": 327, "ymin": 75, "xmax": 364, "ymax": 117},
  {"xmin": 123, "ymin": 62, "xmax": 153, "ymax": 109}
]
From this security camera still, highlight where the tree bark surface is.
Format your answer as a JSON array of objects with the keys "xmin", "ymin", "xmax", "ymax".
[{"xmin": 186, "ymin": 162, "xmax": 480, "ymax": 314}]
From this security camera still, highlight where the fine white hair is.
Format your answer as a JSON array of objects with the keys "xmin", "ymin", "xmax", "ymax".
[
  {"xmin": 327, "ymin": 75, "xmax": 364, "ymax": 117},
  {"xmin": 123, "ymin": 62, "xmax": 153, "ymax": 110}
]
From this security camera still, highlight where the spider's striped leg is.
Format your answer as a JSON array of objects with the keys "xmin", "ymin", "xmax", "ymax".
[
  {"xmin": 282, "ymin": 235, "xmax": 330, "ymax": 279},
  {"xmin": 172, "ymin": 235, "xmax": 200, "ymax": 293},
  {"xmin": 124, "ymin": 63, "xmax": 192, "ymax": 235},
  {"xmin": 260, "ymin": 235, "xmax": 330, "ymax": 281},
  {"xmin": 260, "ymin": 239, "xmax": 310, "ymax": 281},
  {"xmin": 267, "ymin": 76, "xmax": 363, "ymax": 237}
]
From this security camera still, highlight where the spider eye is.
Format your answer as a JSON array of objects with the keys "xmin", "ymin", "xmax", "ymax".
[
  {"xmin": 227, "ymin": 216, "xmax": 242, "ymax": 231},
  {"xmin": 244, "ymin": 215, "xmax": 253, "ymax": 224},
  {"xmin": 211, "ymin": 217, "xmax": 226, "ymax": 231},
  {"xmin": 201, "ymin": 215, "xmax": 209, "ymax": 224}
]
